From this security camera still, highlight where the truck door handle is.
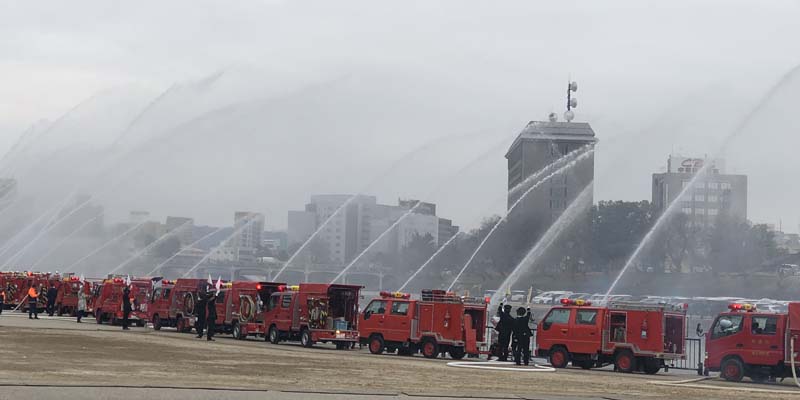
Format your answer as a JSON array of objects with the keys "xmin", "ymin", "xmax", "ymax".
[
  {"xmin": 736, "ymin": 344, "xmax": 744, "ymax": 348},
  {"xmin": 771, "ymin": 345, "xmax": 779, "ymax": 349}
]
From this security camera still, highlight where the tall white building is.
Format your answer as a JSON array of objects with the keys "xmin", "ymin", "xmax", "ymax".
[
  {"xmin": 230, "ymin": 211, "xmax": 264, "ymax": 263},
  {"xmin": 288, "ymin": 195, "xmax": 450, "ymax": 265}
]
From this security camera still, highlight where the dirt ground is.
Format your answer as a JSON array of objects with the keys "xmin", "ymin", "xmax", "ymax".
[{"xmin": 1, "ymin": 313, "xmax": 799, "ymax": 399}]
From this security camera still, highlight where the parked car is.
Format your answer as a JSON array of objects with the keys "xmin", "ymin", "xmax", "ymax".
[{"xmin": 532, "ymin": 291, "xmax": 573, "ymax": 304}]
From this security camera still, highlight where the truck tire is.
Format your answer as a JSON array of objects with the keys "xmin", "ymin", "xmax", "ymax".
[
  {"xmin": 368, "ymin": 335, "xmax": 385, "ymax": 355},
  {"xmin": 643, "ymin": 358, "xmax": 661, "ymax": 375},
  {"xmin": 549, "ymin": 347, "xmax": 569, "ymax": 368},
  {"xmin": 153, "ymin": 315, "xmax": 162, "ymax": 331},
  {"xmin": 422, "ymin": 338, "xmax": 439, "ymax": 359},
  {"xmin": 268, "ymin": 325, "xmax": 280, "ymax": 344},
  {"xmin": 614, "ymin": 350, "xmax": 636, "ymax": 373},
  {"xmin": 95, "ymin": 310, "xmax": 103, "ymax": 324},
  {"xmin": 300, "ymin": 329, "xmax": 313, "ymax": 348},
  {"xmin": 720, "ymin": 357, "xmax": 744, "ymax": 382},
  {"xmin": 449, "ymin": 346, "xmax": 466, "ymax": 360},
  {"xmin": 232, "ymin": 321, "xmax": 245, "ymax": 340}
]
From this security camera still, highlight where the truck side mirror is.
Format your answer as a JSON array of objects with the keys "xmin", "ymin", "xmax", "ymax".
[
  {"xmin": 696, "ymin": 323, "xmax": 704, "ymax": 337},
  {"xmin": 364, "ymin": 310, "xmax": 371, "ymax": 320},
  {"xmin": 542, "ymin": 321, "xmax": 552, "ymax": 331}
]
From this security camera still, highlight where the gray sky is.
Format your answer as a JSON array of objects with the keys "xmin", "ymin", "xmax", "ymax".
[{"xmin": 1, "ymin": 0, "xmax": 799, "ymax": 232}]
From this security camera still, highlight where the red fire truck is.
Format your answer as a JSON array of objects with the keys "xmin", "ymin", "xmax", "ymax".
[
  {"xmin": 358, "ymin": 290, "xmax": 488, "ymax": 359},
  {"xmin": 263, "ymin": 283, "xmax": 361, "ymax": 349},
  {"xmin": 536, "ymin": 299, "xmax": 687, "ymax": 374},
  {"xmin": 157, "ymin": 278, "xmax": 206, "ymax": 332},
  {"xmin": 93, "ymin": 277, "xmax": 152, "ymax": 326},
  {"xmin": 704, "ymin": 302, "xmax": 800, "ymax": 382},
  {"xmin": 55, "ymin": 275, "xmax": 88, "ymax": 316},
  {"xmin": 207, "ymin": 281, "xmax": 285, "ymax": 339}
]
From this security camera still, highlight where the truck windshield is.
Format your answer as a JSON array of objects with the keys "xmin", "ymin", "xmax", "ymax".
[{"xmin": 711, "ymin": 315, "xmax": 743, "ymax": 339}]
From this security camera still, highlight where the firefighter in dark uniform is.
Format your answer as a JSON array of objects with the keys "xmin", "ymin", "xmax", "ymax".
[
  {"xmin": 495, "ymin": 303, "xmax": 514, "ymax": 361},
  {"xmin": 512, "ymin": 306, "xmax": 533, "ymax": 366},
  {"xmin": 46, "ymin": 284, "xmax": 58, "ymax": 316},
  {"xmin": 195, "ymin": 288, "xmax": 207, "ymax": 338},
  {"xmin": 206, "ymin": 290, "xmax": 217, "ymax": 341},
  {"xmin": 122, "ymin": 286, "xmax": 132, "ymax": 330}
]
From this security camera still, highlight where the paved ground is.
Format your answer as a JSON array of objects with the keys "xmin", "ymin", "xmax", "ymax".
[{"xmin": 1, "ymin": 312, "xmax": 799, "ymax": 399}]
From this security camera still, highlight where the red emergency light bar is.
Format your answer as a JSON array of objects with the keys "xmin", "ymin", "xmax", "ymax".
[
  {"xmin": 256, "ymin": 284, "xmax": 262, "ymax": 290},
  {"xmin": 729, "ymin": 303, "xmax": 756, "ymax": 312},
  {"xmin": 561, "ymin": 298, "xmax": 592, "ymax": 306}
]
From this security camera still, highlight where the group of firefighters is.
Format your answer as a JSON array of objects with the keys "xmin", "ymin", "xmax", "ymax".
[{"xmin": 493, "ymin": 303, "xmax": 534, "ymax": 366}]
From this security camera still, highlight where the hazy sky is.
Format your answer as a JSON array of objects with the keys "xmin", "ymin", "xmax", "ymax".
[{"xmin": 1, "ymin": 0, "xmax": 799, "ymax": 232}]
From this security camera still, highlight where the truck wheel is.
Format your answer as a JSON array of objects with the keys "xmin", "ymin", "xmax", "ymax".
[
  {"xmin": 643, "ymin": 358, "xmax": 661, "ymax": 375},
  {"xmin": 95, "ymin": 310, "xmax": 103, "ymax": 324},
  {"xmin": 549, "ymin": 347, "xmax": 569, "ymax": 368},
  {"xmin": 422, "ymin": 339, "xmax": 439, "ymax": 359},
  {"xmin": 153, "ymin": 315, "xmax": 162, "ymax": 331},
  {"xmin": 720, "ymin": 358, "xmax": 744, "ymax": 382},
  {"xmin": 614, "ymin": 350, "xmax": 635, "ymax": 373},
  {"xmin": 268, "ymin": 326, "xmax": 280, "ymax": 344},
  {"xmin": 300, "ymin": 329, "xmax": 313, "ymax": 348},
  {"xmin": 368, "ymin": 335, "xmax": 385, "ymax": 354},
  {"xmin": 232, "ymin": 321, "xmax": 245, "ymax": 340},
  {"xmin": 449, "ymin": 346, "xmax": 466, "ymax": 360}
]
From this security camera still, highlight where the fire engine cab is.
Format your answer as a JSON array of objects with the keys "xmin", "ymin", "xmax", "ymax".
[
  {"xmin": 263, "ymin": 283, "xmax": 361, "ymax": 349},
  {"xmin": 537, "ymin": 299, "xmax": 686, "ymax": 374},
  {"xmin": 359, "ymin": 290, "xmax": 488, "ymax": 359},
  {"xmin": 704, "ymin": 302, "xmax": 800, "ymax": 382},
  {"xmin": 146, "ymin": 279, "xmax": 176, "ymax": 330}
]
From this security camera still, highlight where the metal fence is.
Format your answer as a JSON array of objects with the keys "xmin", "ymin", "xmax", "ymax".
[{"xmin": 668, "ymin": 337, "xmax": 704, "ymax": 374}]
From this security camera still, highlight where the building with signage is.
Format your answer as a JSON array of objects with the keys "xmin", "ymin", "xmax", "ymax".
[{"xmin": 651, "ymin": 155, "xmax": 748, "ymax": 225}]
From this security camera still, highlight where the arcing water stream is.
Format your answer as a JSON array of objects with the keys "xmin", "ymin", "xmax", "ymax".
[
  {"xmin": 329, "ymin": 133, "xmax": 518, "ymax": 284},
  {"xmin": 490, "ymin": 182, "xmax": 594, "ymax": 305},
  {"xmin": 447, "ymin": 147, "xmax": 595, "ymax": 291},
  {"xmin": 604, "ymin": 63, "xmax": 800, "ymax": 299},
  {"xmin": 272, "ymin": 128, "xmax": 504, "ymax": 280}
]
